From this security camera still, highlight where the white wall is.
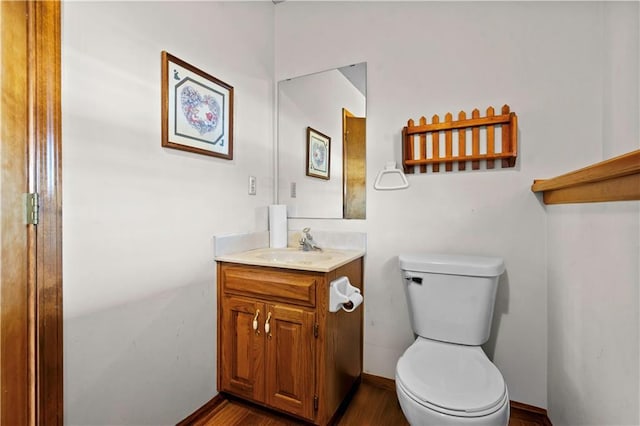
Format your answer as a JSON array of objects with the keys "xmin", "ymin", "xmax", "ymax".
[
  {"xmin": 61, "ymin": 2, "xmax": 639, "ymax": 423},
  {"xmin": 276, "ymin": 1, "xmax": 627, "ymax": 409},
  {"xmin": 546, "ymin": 2, "xmax": 640, "ymax": 425},
  {"xmin": 278, "ymin": 69, "xmax": 365, "ymax": 218},
  {"xmin": 62, "ymin": 2, "xmax": 274, "ymax": 424}
]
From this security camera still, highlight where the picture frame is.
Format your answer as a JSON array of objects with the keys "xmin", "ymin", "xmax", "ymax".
[
  {"xmin": 161, "ymin": 51, "xmax": 233, "ymax": 159},
  {"xmin": 306, "ymin": 126, "xmax": 331, "ymax": 180}
]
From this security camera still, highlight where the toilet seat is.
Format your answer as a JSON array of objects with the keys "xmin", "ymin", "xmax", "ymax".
[{"xmin": 396, "ymin": 338, "xmax": 507, "ymax": 418}]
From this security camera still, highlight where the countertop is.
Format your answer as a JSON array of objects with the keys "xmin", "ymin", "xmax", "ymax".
[{"xmin": 215, "ymin": 247, "xmax": 365, "ymax": 272}]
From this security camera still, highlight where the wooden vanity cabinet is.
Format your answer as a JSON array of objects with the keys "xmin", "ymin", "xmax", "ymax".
[{"xmin": 217, "ymin": 258, "xmax": 363, "ymax": 425}]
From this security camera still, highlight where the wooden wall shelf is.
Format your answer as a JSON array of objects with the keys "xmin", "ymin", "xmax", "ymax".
[
  {"xmin": 402, "ymin": 105, "xmax": 518, "ymax": 174},
  {"xmin": 531, "ymin": 149, "xmax": 640, "ymax": 205}
]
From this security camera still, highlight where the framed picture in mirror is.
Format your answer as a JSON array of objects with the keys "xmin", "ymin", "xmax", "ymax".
[
  {"xmin": 306, "ymin": 127, "xmax": 331, "ymax": 180},
  {"xmin": 161, "ymin": 51, "xmax": 234, "ymax": 159}
]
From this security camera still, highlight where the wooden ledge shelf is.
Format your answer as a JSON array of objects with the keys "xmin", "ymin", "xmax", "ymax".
[{"xmin": 531, "ymin": 149, "xmax": 640, "ymax": 205}]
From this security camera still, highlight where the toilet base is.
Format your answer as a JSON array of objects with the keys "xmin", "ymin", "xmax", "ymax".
[{"xmin": 396, "ymin": 379, "xmax": 510, "ymax": 426}]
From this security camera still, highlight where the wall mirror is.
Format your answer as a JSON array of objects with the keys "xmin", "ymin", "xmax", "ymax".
[{"xmin": 277, "ymin": 63, "xmax": 366, "ymax": 219}]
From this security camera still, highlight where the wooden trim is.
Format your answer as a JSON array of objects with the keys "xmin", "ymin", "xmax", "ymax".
[
  {"xmin": 176, "ymin": 393, "xmax": 226, "ymax": 426},
  {"xmin": 405, "ymin": 151, "xmax": 516, "ymax": 165},
  {"xmin": 342, "ymin": 108, "xmax": 354, "ymax": 199},
  {"xmin": 326, "ymin": 375, "xmax": 360, "ymax": 426},
  {"xmin": 362, "ymin": 374, "xmax": 553, "ymax": 425},
  {"xmin": 361, "ymin": 373, "xmax": 396, "ymax": 393},
  {"xmin": 31, "ymin": 1, "xmax": 63, "ymax": 424},
  {"xmin": 406, "ymin": 113, "xmax": 511, "ymax": 134},
  {"xmin": 511, "ymin": 400, "xmax": 553, "ymax": 425},
  {"xmin": 1, "ymin": 1, "xmax": 62, "ymax": 424},
  {"xmin": 531, "ymin": 149, "xmax": 640, "ymax": 204}
]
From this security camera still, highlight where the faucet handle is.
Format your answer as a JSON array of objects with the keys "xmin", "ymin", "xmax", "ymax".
[{"xmin": 300, "ymin": 227, "xmax": 317, "ymax": 251}]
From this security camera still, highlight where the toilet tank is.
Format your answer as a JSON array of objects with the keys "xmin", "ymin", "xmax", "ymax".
[{"xmin": 399, "ymin": 253, "xmax": 505, "ymax": 346}]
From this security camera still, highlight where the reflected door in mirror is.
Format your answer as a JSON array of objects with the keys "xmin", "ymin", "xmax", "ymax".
[{"xmin": 343, "ymin": 110, "xmax": 365, "ymax": 219}]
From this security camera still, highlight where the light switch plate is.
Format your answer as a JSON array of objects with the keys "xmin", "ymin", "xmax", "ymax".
[{"xmin": 248, "ymin": 176, "xmax": 257, "ymax": 195}]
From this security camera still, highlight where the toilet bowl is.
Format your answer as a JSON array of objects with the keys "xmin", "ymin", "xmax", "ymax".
[
  {"xmin": 397, "ymin": 253, "xmax": 509, "ymax": 425},
  {"xmin": 395, "ymin": 338, "xmax": 509, "ymax": 426}
]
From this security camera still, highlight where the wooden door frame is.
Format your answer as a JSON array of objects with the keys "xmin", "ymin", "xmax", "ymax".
[
  {"xmin": 0, "ymin": 1, "xmax": 63, "ymax": 424},
  {"xmin": 32, "ymin": 1, "xmax": 63, "ymax": 424},
  {"xmin": 341, "ymin": 108, "xmax": 366, "ymax": 219}
]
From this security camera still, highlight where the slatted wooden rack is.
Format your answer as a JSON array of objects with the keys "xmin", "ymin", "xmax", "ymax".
[{"xmin": 402, "ymin": 105, "xmax": 518, "ymax": 174}]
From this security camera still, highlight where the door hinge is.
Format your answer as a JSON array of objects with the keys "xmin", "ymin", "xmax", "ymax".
[
  {"xmin": 314, "ymin": 395, "xmax": 318, "ymax": 411},
  {"xmin": 25, "ymin": 193, "xmax": 39, "ymax": 225},
  {"xmin": 313, "ymin": 323, "xmax": 319, "ymax": 338}
]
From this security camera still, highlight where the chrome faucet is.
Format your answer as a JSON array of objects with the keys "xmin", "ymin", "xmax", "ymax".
[{"xmin": 299, "ymin": 227, "xmax": 322, "ymax": 251}]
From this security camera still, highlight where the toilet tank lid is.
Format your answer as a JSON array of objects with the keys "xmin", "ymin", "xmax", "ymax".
[{"xmin": 399, "ymin": 253, "xmax": 505, "ymax": 277}]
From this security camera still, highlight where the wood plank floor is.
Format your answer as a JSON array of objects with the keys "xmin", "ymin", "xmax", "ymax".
[{"xmin": 190, "ymin": 381, "xmax": 548, "ymax": 425}]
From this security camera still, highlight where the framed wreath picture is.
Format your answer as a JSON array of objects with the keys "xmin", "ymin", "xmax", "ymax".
[
  {"xmin": 161, "ymin": 51, "xmax": 233, "ymax": 159},
  {"xmin": 306, "ymin": 127, "xmax": 331, "ymax": 180}
]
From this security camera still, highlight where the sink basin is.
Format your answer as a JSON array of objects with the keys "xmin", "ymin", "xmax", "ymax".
[{"xmin": 255, "ymin": 249, "xmax": 332, "ymax": 265}]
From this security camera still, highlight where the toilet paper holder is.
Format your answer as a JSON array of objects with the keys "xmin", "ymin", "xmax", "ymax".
[{"xmin": 329, "ymin": 276, "xmax": 363, "ymax": 313}]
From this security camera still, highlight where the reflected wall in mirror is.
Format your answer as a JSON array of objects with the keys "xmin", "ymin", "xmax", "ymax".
[{"xmin": 277, "ymin": 63, "xmax": 366, "ymax": 219}]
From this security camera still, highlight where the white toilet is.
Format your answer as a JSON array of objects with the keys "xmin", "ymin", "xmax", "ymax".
[{"xmin": 396, "ymin": 253, "xmax": 509, "ymax": 426}]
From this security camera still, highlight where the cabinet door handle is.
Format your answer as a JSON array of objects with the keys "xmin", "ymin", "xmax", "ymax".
[
  {"xmin": 265, "ymin": 312, "xmax": 272, "ymax": 336},
  {"xmin": 252, "ymin": 309, "xmax": 260, "ymax": 335}
]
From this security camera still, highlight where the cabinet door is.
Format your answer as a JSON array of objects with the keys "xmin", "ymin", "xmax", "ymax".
[
  {"xmin": 219, "ymin": 296, "xmax": 265, "ymax": 402},
  {"xmin": 264, "ymin": 303, "xmax": 316, "ymax": 420}
]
